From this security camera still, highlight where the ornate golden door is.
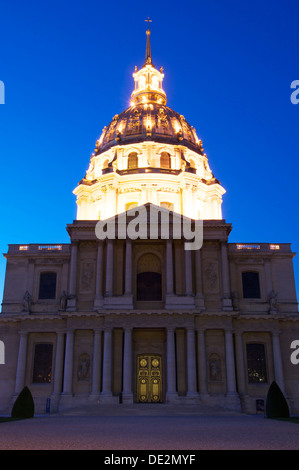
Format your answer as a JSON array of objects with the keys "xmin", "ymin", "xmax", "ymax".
[{"xmin": 137, "ymin": 354, "xmax": 162, "ymax": 403}]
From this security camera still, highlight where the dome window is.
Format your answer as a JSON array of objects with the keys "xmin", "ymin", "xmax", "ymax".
[
  {"xmin": 128, "ymin": 152, "xmax": 138, "ymax": 169},
  {"xmin": 160, "ymin": 152, "xmax": 171, "ymax": 169}
]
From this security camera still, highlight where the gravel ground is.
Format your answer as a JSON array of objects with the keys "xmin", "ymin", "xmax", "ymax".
[{"xmin": 0, "ymin": 412, "xmax": 299, "ymax": 450}]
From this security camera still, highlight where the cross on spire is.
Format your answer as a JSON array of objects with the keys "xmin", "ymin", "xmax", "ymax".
[
  {"xmin": 145, "ymin": 17, "xmax": 152, "ymax": 30},
  {"xmin": 144, "ymin": 17, "xmax": 153, "ymax": 66}
]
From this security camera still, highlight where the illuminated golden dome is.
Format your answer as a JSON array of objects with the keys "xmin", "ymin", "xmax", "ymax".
[
  {"xmin": 74, "ymin": 23, "xmax": 226, "ymax": 222},
  {"xmin": 94, "ymin": 104, "xmax": 205, "ymax": 157},
  {"xmin": 94, "ymin": 22, "xmax": 204, "ymax": 158}
]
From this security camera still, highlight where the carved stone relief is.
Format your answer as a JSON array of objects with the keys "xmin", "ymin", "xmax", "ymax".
[
  {"xmin": 209, "ymin": 353, "xmax": 222, "ymax": 382},
  {"xmin": 79, "ymin": 261, "xmax": 95, "ymax": 294},
  {"xmin": 203, "ymin": 260, "xmax": 219, "ymax": 293},
  {"xmin": 77, "ymin": 353, "xmax": 90, "ymax": 381}
]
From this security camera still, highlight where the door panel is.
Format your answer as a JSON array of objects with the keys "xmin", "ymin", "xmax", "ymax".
[{"xmin": 137, "ymin": 354, "xmax": 162, "ymax": 403}]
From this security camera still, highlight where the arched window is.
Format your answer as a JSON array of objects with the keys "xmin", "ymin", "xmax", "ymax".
[
  {"xmin": 242, "ymin": 271, "xmax": 261, "ymax": 299},
  {"xmin": 160, "ymin": 152, "xmax": 171, "ymax": 169},
  {"xmin": 137, "ymin": 253, "xmax": 162, "ymax": 301},
  {"xmin": 128, "ymin": 152, "xmax": 138, "ymax": 169},
  {"xmin": 246, "ymin": 343, "xmax": 267, "ymax": 383},
  {"xmin": 103, "ymin": 159, "xmax": 109, "ymax": 169},
  {"xmin": 32, "ymin": 343, "xmax": 53, "ymax": 383}
]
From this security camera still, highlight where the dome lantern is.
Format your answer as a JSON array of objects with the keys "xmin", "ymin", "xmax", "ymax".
[{"xmin": 131, "ymin": 20, "xmax": 167, "ymax": 106}]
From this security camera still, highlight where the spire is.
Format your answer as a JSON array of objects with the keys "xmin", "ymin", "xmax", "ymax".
[
  {"xmin": 131, "ymin": 20, "xmax": 166, "ymax": 105},
  {"xmin": 144, "ymin": 17, "xmax": 153, "ymax": 66}
]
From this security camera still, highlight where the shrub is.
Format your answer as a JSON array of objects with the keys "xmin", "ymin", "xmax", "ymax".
[
  {"xmin": 11, "ymin": 386, "xmax": 34, "ymax": 419},
  {"xmin": 265, "ymin": 381, "xmax": 289, "ymax": 419}
]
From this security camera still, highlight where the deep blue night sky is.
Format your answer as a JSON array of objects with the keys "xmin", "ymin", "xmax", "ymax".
[{"xmin": 0, "ymin": 0, "xmax": 298, "ymax": 303}]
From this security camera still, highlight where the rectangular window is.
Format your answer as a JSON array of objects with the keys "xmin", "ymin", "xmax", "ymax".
[
  {"xmin": 38, "ymin": 272, "xmax": 57, "ymax": 299},
  {"xmin": 242, "ymin": 271, "xmax": 261, "ymax": 298},
  {"xmin": 32, "ymin": 343, "xmax": 53, "ymax": 383},
  {"xmin": 246, "ymin": 343, "xmax": 267, "ymax": 383}
]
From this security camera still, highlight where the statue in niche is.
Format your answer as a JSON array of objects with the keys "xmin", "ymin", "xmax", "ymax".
[
  {"xmin": 209, "ymin": 354, "xmax": 222, "ymax": 382},
  {"xmin": 22, "ymin": 291, "xmax": 32, "ymax": 313},
  {"xmin": 232, "ymin": 291, "xmax": 240, "ymax": 311},
  {"xmin": 59, "ymin": 291, "xmax": 67, "ymax": 311},
  {"xmin": 268, "ymin": 290, "xmax": 278, "ymax": 314},
  {"xmin": 77, "ymin": 353, "xmax": 90, "ymax": 381}
]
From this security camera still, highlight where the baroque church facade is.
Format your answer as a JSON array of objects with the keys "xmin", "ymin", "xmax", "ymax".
[{"xmin": 1, "ymin": 26, "xmax": 298, "ymax": 415}]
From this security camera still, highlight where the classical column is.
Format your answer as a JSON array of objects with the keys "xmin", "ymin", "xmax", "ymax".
[
  {"xmin": 234, "ymin": 331, "xmax": 246, "ymax": 396},
  {"xmin": 67, "ymin": 242, "xmax": 78, "ymax": 310},
  {"xmin": 195, "ymin": 248, "xmax": 205, "ymax": 309},
  {"xmin": 184, "ymin": 249, "xmax": 193, "ymax": 296},
  {"xmin": 225, "ymin": 328, "xmax": 237, "ymax": 395},
  {"xmin": 196, "ymin": 328, "xmax": 208, "ymax": 397},
  {"xmin": 94, "ymin": 241, "xmax": 104, "ymax": 308},
  {"xmin": 124, "ymin": 239, "xmax": 132, "ymax": 296},
  {"xmin": 186, "ymin": 328, "xmax": 199, "ymax": 398},
  {"xmin": 166, "ymin": 239, "xmax": 174, "ymax": 295},
  {"xmin": 166, "ymin": 327, "xmax": 177, "ymax": 401},
  {"xmin": 15, "ymin": 332, "xmax": 28, "ymax": 394},
  {"xmin": 91, "ymin": 329, "xmax": 102, "ymax": 397},
  {"xmin": 62, "ymin": 330, "xmax": 74, "ymax": 395},
  {"xmin": 53, "ymin": 332, "xmax": 65, "ymax": 395},
  {"xmin": 264, "ymin": 259, "xmax": 273, "ymax": 297},
  {"xmin": 68, "ymin": 242, "xmax": 78, "ymax": 296},
  {"xmin": 272, "ymin": 330, "xmax": 285, "ymax": 393},
  {"xmin": 122, "ymin": 327, "xmax": 133, "ymax": 403},
  {"xmin": 105, "ymin": 240, "xmax": 114, "ymax": 296},
  {"xmin": 221, "ymin": 241, "xmax": 233, "ymax": 310},
  {"xmin": 26, "ymin": 261, "xmax": 35, "ymax": 297},
  {"xmin": 101, "ymin": 328, "xmax": 113, "ymax": 398}
]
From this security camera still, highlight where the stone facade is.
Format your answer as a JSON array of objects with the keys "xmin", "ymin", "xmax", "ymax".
[{"xmin": 0, "ymin": 214, "xmax": 298, "ymax": 414}]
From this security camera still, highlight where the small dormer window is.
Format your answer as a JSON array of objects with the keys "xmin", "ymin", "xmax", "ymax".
[
  {"xmin": 128, "ymin": 152, "xmax": 138, "ymax": 169},
  {"xmin": 160, "ymin": 152, "xmax": 171, "ymax": 169}
]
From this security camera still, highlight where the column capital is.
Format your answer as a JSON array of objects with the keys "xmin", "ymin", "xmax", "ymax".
[
  {"xmin": 195, "ymin": 327, "xmax": 206, "ymax": 334},
  {"xmin": 123, "ymin": 326, "xmax": 133, "ymax": 333}
]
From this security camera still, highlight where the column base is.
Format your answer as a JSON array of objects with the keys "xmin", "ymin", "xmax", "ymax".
[
  {"xmin": 93, "ymin": 295, "xmax": 104, "ymax": 310},
  {"xmin": 185, "ymin": 392, "xmax": 200, "ymax": 404},
  {"xmin": 225, "ymin": 392, "xmax": 242, "ymax": 411},
  {"xmin": 121, "ymin": 392, "xmax": 134, "ymax": 404},
  {"xmin": 100, "ymin": 392, "xmax": 119, "ymax": 404},
  {"xmin": 222, "ymin": 297, "xmax": 233, "ymax": 311},
  {"xmin": 195, "ymin": 294, "xmax": 205, "ymax": 310},
  {"xmin": 66, "ymin": 297, "xmax": 77, "ymax": 311},
  {"xmin": 166, "ymin": 392, "xmax": 179, "ymax": 403}
]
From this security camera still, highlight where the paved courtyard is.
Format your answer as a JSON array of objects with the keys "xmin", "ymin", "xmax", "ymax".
[{"xmin": 0, "ymin": 405, "xmax": 299, "ymax": 450}]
